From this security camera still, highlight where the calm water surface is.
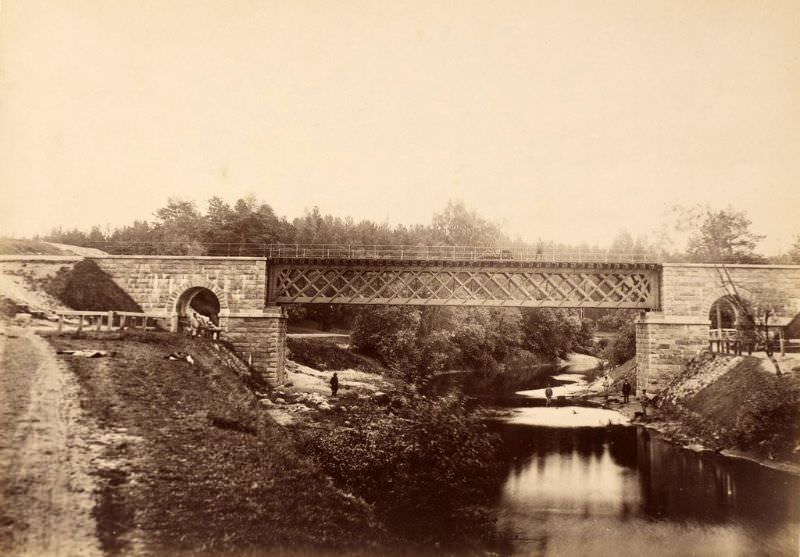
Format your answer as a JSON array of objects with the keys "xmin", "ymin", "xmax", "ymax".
[{"xmin": 488, "ymin": 406, "xmax": 800, "ymax": 557}]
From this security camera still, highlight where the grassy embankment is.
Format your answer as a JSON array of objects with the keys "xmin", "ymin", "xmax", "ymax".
[
  {"xmin": 48, "ymin": 330, "xmax": 505, "ymax": 555},
  {"xmin": 47, "ymin": 331, "xmax": 385, "ymax": 556},
  {"xmin": 0, "ymin": 239, "xmax": 67, "ymax": 255},
  {"xmin": 657, "ymin": 353, "xmax": 800, "ymax": 463}
]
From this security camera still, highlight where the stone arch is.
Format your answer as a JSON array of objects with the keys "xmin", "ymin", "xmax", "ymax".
[
  {"xmin": 165, "ymin": 280, "xmax": 229, "ymax": 317},
  {"xmin": 699, "ymin": 285, "xmax": 755, "ymax": 322},
  {"xmin": 708, "ymin": 296, "xmax": 740, "ymax": 329}
]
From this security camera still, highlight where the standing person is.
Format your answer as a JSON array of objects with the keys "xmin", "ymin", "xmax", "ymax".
[
  {"xmin": 545, "ymin": 386, "xmax": 554, "ymax": 407},
  {"xmin": 640, "ymin": 389, "xmax": 648, "ymax": 418},
  {"xmin": 189, "ymin": 311, "xmax": 201, "ymax": 337},
  {"xmin": 330, "ymin": 372, "xmax": 339, "ymax": 397},
  {"xmin": 622, "ymin": 379, "xmax": 632, "ymax": 404}
]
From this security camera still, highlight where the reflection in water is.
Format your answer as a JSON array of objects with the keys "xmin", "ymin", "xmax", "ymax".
[{"xmin": 488, "ymin": 424, "xmax": 800, "ymax": 557}]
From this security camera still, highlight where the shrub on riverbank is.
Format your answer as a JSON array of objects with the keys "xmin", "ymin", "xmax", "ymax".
[
  {"xmin": 303, "ymin": 393, "xmax": 504, "ymax": 551},
  {"xmin": 351, "ymin": 305, "xmax": 594, "ymax": 382},
  {"xmin": 287, "ymin": 337, "xmax": 384, "ymax": 373}
]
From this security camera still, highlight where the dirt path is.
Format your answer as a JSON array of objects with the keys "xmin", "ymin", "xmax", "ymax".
[{"xmin": 0, "ymin": 326, "xmax": 101, "ymax": 557}]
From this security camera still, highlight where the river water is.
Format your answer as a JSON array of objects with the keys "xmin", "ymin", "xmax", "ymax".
[{"xmin": 449, "ymin": 360, "xmax": 800, "ymax": 556}]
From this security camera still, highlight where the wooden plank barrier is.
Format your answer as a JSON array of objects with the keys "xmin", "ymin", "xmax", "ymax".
[{"xmin": 56, "ymin": 310, "xmax": 167, "ymax": 333}]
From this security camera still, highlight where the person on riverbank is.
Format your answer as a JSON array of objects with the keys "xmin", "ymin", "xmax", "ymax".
[
  {"xmin": 622, "ymin": 379, "xmax": 631, "ymax": 404},
  {"xmin": 330, "ymin": 372, "xmax": 339, "ymax": 397},
  {"xmin": 545, "ymin": 387, "xmax": 553, "ymax": 407}
]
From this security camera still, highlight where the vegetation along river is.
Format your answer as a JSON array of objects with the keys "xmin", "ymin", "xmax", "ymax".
[{"xmin": 436, "ymin": 359, "xmax": 800, "ymax": 557}]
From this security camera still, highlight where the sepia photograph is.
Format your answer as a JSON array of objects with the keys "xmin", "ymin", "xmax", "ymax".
[{"xmin": 0, "ymin": 1, "xmax": 799, "ymax": 556}]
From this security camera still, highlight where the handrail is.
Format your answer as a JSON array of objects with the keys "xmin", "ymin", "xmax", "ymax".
[
  {"xmin": 709, "ymin": 328, "xmax": 739, "ymax": 340},
  {"xmin": 56, "ymin": 240, "xmax": 662, "ymax": 263},
  {"xmin": 262, "ymin": 244, "xmax": 659, "ymax": 263}
]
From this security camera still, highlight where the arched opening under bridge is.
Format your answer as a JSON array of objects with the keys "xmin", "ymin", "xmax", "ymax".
[
  {"xmin": 708, "ymin": 295, "xmax": 755, "ymax": 354},
  {"xmin": 175, "ymin": 287, "xmax": 221, "ymax": 333}
]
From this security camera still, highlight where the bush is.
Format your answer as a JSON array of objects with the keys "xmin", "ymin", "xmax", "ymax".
[
  {"xmin": 304, "ymin": 394, "xmax": 503, "ymax": 549},
  {"xmin": 602, "ymin": 320, "xmax": 636, "ymax": 366},
  {"xmin": 287, "ymin": 338, "xmax": 384, "ymax": 374},
  {"xmin": 729, "ymin": 377, "xmax": 800, "ymax": 456}
]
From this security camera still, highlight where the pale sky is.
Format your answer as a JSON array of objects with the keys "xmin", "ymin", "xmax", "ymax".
[{"xmin": 1, "ymin": 0, "xmax": 798, "ymax": 253}]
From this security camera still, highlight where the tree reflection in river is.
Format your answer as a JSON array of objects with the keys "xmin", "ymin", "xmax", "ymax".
[{"xmin": 487, "ymin": 422, "xmax": 800, "ymax": 557}]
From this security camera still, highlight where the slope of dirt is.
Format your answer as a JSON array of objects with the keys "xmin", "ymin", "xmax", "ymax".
[
  {"xmin": 0, "ymin": 239, "xmax": 67, "ymax": 255},
  {"xmin": 0, "ymin": 239, "xmax": 107, "ymax": 257},
  {"xmin": 44, "ymin": 243, "xmax": 108, "ymax": 256},
  {"xmin": 658, "ymin": 354, "xmax": 800, "ymax": 463},
  {"xmin": 0, "ymin": 260, "xmax": 77, "ymax": 315},
  {"xmin": 45, "ymin": 331, "xmax": 384, "ymax": 556}
]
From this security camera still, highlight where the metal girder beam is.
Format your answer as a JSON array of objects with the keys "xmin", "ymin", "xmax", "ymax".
[{"xmin": 266, "ymin": 259, "xmax": 661, "ymax": 309}]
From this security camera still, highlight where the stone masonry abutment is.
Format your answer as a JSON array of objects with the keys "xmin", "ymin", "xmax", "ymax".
[
  {"xmin": 89, "ymin": 256, "xmax": 287, "ymax": 385},
  {"xmin": 636, "ymin": 263, "xmax": 800, "ymax": 393}
]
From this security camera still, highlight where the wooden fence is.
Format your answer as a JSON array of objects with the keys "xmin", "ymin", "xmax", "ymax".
[{"xmin": 56, "ymin": 310, "xmax": 168, "ymax": 333}]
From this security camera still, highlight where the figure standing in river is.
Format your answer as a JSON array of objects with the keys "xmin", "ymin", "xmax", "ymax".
[
  {"xmin": 330, "ymin": 372, "xmax": 339, "ymax": 397},
  {"xmin": 622, "ymin": 379, "xmax": 631, "ymax": 404},
  {"xmin": 545, "ymin": 386, "xmax": 553, "ymax": 407}
]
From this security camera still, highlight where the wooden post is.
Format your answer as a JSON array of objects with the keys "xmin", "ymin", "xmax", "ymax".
[
  {"xmin": 77, "ymin": 315, "xmax": 84, "ymax": 333},
  {"xmin": 107, "ymin": 311, "xmax": 114, "ymax": 331},
  {"xmin": 96, "ymin": 315, "xmax": 102, "ymax": 332},
  {"xmin": 58, "ymin": 315, "xmax": 63, "ymax": 333},
  {"xmin": 142, "ymin": 316, "xmax": 148, "ymax": 330},
  {"xmin": 120, "ymin": 315, "xmax": 126, "ymax": 330},
  {"xmin": 780, "ymin": 329, "xmax": 785, "ymax": 357}
]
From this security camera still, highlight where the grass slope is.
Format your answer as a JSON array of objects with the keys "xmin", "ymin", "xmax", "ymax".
[
  {"xmin": 661, "ymin": 355, "xmax": 800, "ymax": 461},
  {"xmin": 0, "ymin": 239, "xmax": 66, "ymax": 255},
  {"xmin": 47, "ymin": 331, "xmax": 384, "ymax": 556}
]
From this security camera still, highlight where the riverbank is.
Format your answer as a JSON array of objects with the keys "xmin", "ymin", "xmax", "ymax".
[{"xmin": 578, "ymin": 353, "xmax": 800, "ymax": 475}]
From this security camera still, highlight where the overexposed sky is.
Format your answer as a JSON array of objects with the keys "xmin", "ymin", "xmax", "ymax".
[{"xmin": 1, "ymin": 0, "xmax": 798, "ymax": 253}]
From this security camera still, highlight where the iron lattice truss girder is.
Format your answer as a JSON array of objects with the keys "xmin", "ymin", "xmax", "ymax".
[{"xmin": 267, "ymin": 260, "xmax": 660, "ymax": 309}]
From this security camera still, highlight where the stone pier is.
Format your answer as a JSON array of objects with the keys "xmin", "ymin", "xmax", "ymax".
[
  {"xmin": 635, "ymin": 313, "xmax": 710, "ymax": 393},
  {"xmin": 219, "ymin": 306, "xmax": 288, "ymax": 386}
]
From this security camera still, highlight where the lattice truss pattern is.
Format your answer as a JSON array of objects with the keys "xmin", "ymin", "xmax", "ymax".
[{"xmin": 269, "ymin": 265, "xmax": 659, "ymax": 308}]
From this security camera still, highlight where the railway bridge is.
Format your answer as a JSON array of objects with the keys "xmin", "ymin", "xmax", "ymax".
[{"xmin": 77, "ymin": 246, "xmax": 800, "ymax": 391}]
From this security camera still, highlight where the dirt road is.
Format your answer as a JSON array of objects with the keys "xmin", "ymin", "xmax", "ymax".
[{"xmin": 0, "ymin": 326, "xmax": 102, "ymax": 557}]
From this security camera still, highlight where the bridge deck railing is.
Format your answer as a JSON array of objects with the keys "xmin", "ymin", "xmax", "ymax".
[
  {"xmin": 66, "ymin": 241, "xmax": 659, "ymax": 263},
  {"xmin": 263, "ymin": 244, "xmax": 658, "ymax": 263}
]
